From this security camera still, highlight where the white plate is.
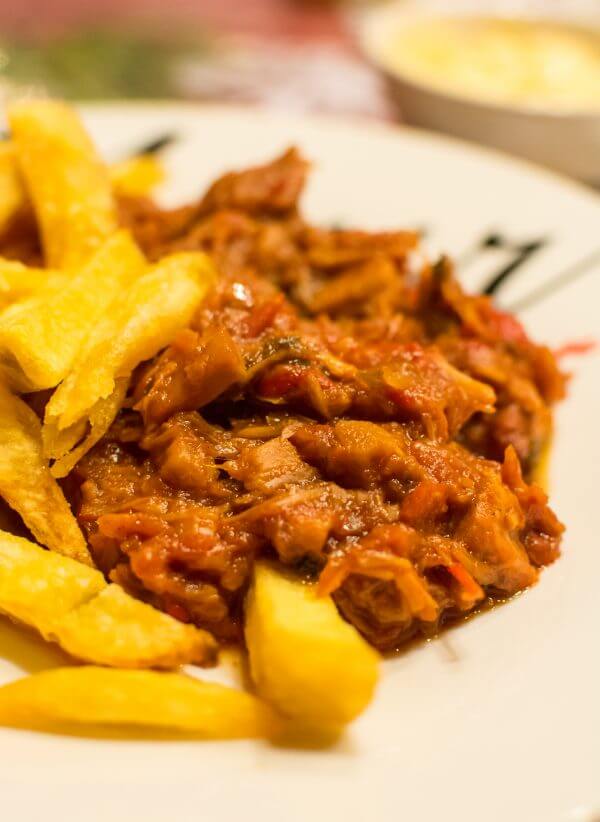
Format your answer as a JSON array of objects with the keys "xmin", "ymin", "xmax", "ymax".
[{"xmin": 1, "ymin": 103, "xmax": 599, "ymax": 822}]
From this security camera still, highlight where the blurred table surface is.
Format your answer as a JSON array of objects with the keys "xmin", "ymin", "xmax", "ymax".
[{"xmin": 0, "ymin": 1, "xmax": 598, "ymax": 122}]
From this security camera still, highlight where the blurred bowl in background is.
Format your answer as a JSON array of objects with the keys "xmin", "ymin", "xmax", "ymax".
[{"xmin": 355, "ymin": 2, "xmax": 600, "ymax": 184}]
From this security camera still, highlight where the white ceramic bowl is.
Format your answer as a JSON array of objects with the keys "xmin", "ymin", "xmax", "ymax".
[{"xmin": 355, "ymin": 2, "xmax": 600, "ymax": 184}]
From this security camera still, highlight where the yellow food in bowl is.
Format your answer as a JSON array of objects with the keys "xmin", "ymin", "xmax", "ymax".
[{"xmin": 380, "ymin": 17, "xmax": 600, "ymax": 111}]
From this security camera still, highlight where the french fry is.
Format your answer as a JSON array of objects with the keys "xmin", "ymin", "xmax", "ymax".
[
  {"xmin": 0, "ymin": 259, "xmax": 66, "ymax": 309},
  {"xmin": 245, "ymin": 562, "xmax": 380, "ymax": 728},
  {"xmin": 50, "ymin": 583, "xmax": 216, "ymax": 669},
  {"xmin": 0, "ymin": 667, "xmax": 279, "ymax": 738},
  {"xmin": 0, "ymin": 229, "xmax": 145, "ymax": 391},
  {"xmin": 0, "ymin": 143, "xmax": 27, "ymax": 234},
  {"xmin": 0, "ymin": 142, "xmax": 164, "ymax": 238},
  {"xmin": 109, "ymin": 154, "xmax": 165, "ymax": 198},
  {"xmin": 44, "ymin": 252, "xmax": 216, "ymax": 474},
  {"xmin": 0, "ymin": 531, "xmax": 103, "ymax": 627},
  {"xmin": 0, "ymin": 531, "xmax": 217, "ymax": 667},
  {"xmin": 0, "ymin": 386, "xmax": 90, "ymax": 564},
  {"xmin": 47, "ymin": 378, "xmax": 128, "ymax": 478},
  {"xmin": 8, "ymin": 99, "xmax": 118, "ymax": 268}
]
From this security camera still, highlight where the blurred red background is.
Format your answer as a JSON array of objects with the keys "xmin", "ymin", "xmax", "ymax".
[
  {"xmin": 0, "ymin": 0, "xmax": 347, "ymax": 41},
  {"xmin": 0, "ymin": 0, "xmax": 392, "ymax": 117}
]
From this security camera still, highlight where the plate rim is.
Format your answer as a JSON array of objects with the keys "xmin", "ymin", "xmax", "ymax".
[{"xmin": 77, "ymin": 98, "xmax": 600, "ymax": 210}]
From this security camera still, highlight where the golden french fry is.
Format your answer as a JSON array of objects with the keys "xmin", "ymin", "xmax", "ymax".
[
  {"xmin": 0, "ymin": 531, "xmax": 103, "ymax": 627},
  {"xmin": 50, "ymin": 583, "xmax": 217, "ymax": 669},
  {"xmin": 0, "ymin": 386, "xmax": 90, "ymax": 564},
  {"xmin": 8, "ymin": 99, "xmax": 118, "ymax": 268},
  {"xmin": 109, "ymin": 154, "xmax": 165, "ymax": 198},
  {"xmin": 0, "ymin": 667, "xmax": 279, "ymax": 738},
  {"xmin": 0, "ymin": 230, "xmax": 145, "ymax": 391},
  {"xmin": 245, "ymin": 562, "xmax": 380, "ymax": 728},
  {"xmin": 0, "ymin": 530, "xmax": 217, "ymax": 667},
  {"xmin": 44, "ymin": 252, "xmax": 216, "ymax": 473},
  {"xmin": 0, "ymin": 139, "xmax": 163, "ymax": 237},
  {"xmin": 0, "ymin": 259, "xmax": 66, "ymax": 309},
  {"xmin": 0, "ymin": 142, "xmax": 27, "ymax": 234},
  {"xmin": 47, "ymin": 378, "xmax": 128, "ymax": 478}
]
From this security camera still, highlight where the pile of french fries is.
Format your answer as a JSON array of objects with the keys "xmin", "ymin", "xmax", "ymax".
[{"xmin": 0, "ymin": 100, "xmax": 379, "ymax": 742}]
